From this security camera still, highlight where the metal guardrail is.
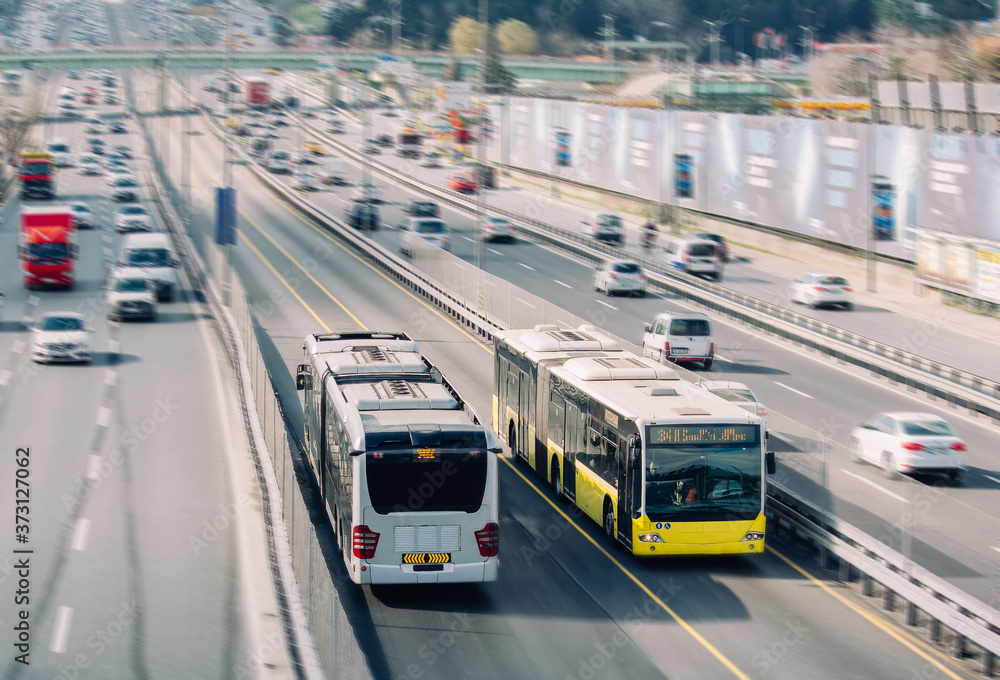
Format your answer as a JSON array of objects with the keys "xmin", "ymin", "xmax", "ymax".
[{"xmin": 282, "ymin": 108, "xmax": 1000, "ymax": 424}]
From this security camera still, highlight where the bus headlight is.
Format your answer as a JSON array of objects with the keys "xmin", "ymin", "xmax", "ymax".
[
  {"xmin": 741, "ymin": 532, "xmax": 765, "ymax": 541},
  {"xmin": 638, "ymin": 533, "xmax": 664, "ymax": 543}
]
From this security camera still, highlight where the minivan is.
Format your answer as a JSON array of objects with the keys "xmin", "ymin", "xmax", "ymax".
[
  {"xmin": 642, "ymin": 312, "xmax": 715, "ymax": 370},
  {"xmin": 663, "ymin": 237, "xmax": 724, "ymax": 281},
  {"xmin": 398, "ymin": 217, "xmax": 451, "ymax": 256},
  {"xmin": 117, "ymin": 233, "xmax": 180, "ymax": 301}
]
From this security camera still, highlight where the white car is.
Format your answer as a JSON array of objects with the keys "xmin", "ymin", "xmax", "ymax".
[
  {"xmin": 593, "ymin": 259, "xmax": 647, "ymax": 297},
  {"xmin": 398, "ymin": 217, "xmax": 451, "ymax": 256},
  {"xmin": 848, "ymin": 412, "xmax": 966, "ymax": 484},
  {"xmin": 114, "ymin": 205, "xmax": 153, "ymax": 232},
  {"xmin": 790, "ymin": 273, "xmax": 854, "ymax": 310},
  {"xmin": 69, "ymin": 202, "xmax": 94, "ymax": 229},
  {"xmin": 106, "ymin": 268, "xmax": 157, "ymax": 321},
  {"xmin": 350, "ymin": 182, "xmax": 383, "ymax": 203},
  {"xmin": 30, "ymin": 312, "xmax": 94, "ymax": 363},
  {"xmin": 700, "ymin": 380, "xmax": 768, "ymax": 430},
  {"xmin": 477, "ymin": 216, "xmax": 517, "ymax": 242}
]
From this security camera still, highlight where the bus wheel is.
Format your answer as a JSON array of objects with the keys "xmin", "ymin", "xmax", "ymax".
[
  {"xmin": 551, "ymin": 460, "xmax": 563, "ymax": 499},
  {"xmin": 603, "ymin": 499, "xmax": 615, "ymax": 540},
  {"xmin": 508, "ymin": 424, "xmax": 522, "ymax": 463}
]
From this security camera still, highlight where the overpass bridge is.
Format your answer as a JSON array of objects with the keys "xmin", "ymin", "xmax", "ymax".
[{"xmin": 0, "ymin": 47, "xmax": 645, "ymax": 84}]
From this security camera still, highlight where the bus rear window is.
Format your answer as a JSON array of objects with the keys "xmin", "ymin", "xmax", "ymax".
[{"xmin": 366, "ymin": 450, "xmax": 487, "ymax": 513}]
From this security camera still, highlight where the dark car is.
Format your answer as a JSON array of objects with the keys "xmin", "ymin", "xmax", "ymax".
[
  {"xmin": 404, "ymin": 200, "xmax": 440, "ymax": 218},
  {"xmin": 374, "ymin": 133, "xmax": 393, "ymax": 146},
  {"xmin": 109, "ymin": 120, "xmax": 127, "ymax": 134},
  {"xmin": 344, "ymin": 203, "xmax": 380, "ymax": 231},
  {"xmin": 112, "ymin": 145, "xmax": 132, "ymax": 158}
]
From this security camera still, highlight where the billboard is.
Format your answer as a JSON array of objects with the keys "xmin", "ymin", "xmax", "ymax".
[{"xmin": 674, "ymin": 154, "xmax": 694, "ymax": 198}]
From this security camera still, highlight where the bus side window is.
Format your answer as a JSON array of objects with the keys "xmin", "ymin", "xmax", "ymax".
[
  {"xmin": 547, "ymin": 396, "xmax": 564, "ymax": 449},
  {"xmin": 602, "ymin": 430, "xmax": 619, "ymax": 485},
  {"xmin": 586, "ymin": 423, "xmax": 602, "ymax": 470}
]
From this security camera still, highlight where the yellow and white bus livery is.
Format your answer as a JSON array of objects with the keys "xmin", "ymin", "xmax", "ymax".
[
  {"xmin": 297, "ymin": 331, "xmax": 500, "ymax": 583},
  {"xmin": 493, "ymin": 325, "xmax": 775, "ymax": 556}
]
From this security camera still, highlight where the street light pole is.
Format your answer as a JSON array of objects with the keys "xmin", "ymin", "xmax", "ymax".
[
  {"xmin": 603, "ymin": 14, "xmax": 615, "ymax": 62},
  {"xmin": 474, "ymin": 0, "xmax": 488, "ymax": 271}
]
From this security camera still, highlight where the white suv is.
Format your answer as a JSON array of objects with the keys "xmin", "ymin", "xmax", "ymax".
[{"xmin": 642, "ymin": 312, "xmax": 715, "ymax": 370}]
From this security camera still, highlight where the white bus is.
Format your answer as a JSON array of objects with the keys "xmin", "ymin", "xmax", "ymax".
[
  {"xmin": 493, "ymin": 324, "xmax": 774, "ymax": 557},
  {"xmin": 297, "ymin": 331, "xmax": 500, "ymax": 584}
]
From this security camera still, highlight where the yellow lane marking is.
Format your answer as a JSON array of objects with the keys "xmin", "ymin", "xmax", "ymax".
[{"xmin": 768, "ymin": 547, "xmax": 974, "ymax": 680}]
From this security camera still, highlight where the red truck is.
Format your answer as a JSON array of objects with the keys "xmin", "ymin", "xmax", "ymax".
[
  {"xmin": 20, "ymin": 206, "xmax": 77, "ymax": 289},
  {"xmin": 246, "ymin": 77, "xmax": 270, "ymax": 108},
  {"xmin": 19, "ymin": 152, "xmax": 56, "ymax": 200}
]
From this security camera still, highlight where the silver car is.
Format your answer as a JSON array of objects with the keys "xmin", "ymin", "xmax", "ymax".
[
  {"xmin": 477, "ymin": 216, "xmax": 517, "ymax": 243},
  {"xmin": 594, "ymin": 259, "xmax": 647, "ymax": 297},
  {"xmin": 106, "ymin": 268, "xmax": 157, "ymax": 321},
  {"xmin": 114, "ymin": 205, "xmax": 153, "ymax": 232}
]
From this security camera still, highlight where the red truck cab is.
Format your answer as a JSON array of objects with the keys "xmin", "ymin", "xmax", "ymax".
[
  {"xmin": 20, "ymin": 206, "xmax": 77, "ymax": 289},
  {"xmin": 19, "ymin": 152, "xmax": 56, "ymax": 200},
  {"xmin": 246, "ymin": 77, "xmax": 270, "ymax": 108}
]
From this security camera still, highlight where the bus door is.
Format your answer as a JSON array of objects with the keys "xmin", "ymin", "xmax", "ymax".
[
  {"xmin": 562, "ymin": 401, "xmax": 583, "ymax": 500},
  {"xmin": 617, "ymin": 434, "xmax": 638, "ymax": 549},
  {"xmin": 518, "ymin": 371, "xmax": 530, "ymax": 467}
]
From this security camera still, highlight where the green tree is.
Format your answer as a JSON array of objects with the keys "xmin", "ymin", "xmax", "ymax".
[
  {"xmin": 495, "ymin": 18, "xmax": 538, "ymax": 54},
  {"xmin": 852, "ymin": 0, "xmax": 875, "ymax": 39},
  {"xmin": 292, "ymin": 4, "xmax": 325, "ymax": 34},
  {"xmin": 484, "ymin": 34, "xmax": 517, "ymax": 93},
  {"xmin": 449, "ymin": 16, "xmax": 481, "ymax": 53}
]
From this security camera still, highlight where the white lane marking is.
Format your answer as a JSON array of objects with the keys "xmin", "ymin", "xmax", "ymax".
[
  {"xmin": 460, "ymin": 235, "xmax": 473, "ymax": 242},
  {"xmin": 70, "ymin": 518, "xmax": 91, "ymax": 552},
  {"xmin": 518, "ymin": 262, "xmax": 535, "ymax": 271},
  {"xmin": 714, "ymin": 353, "xmax": 730, "ymax": 362},
  {"xmin": 514, "ymin": 297, "xmax": 537, "ymax": 309},
  {"xmin": 992, "ymin": 547, "xmax": 1000, "ymax": 554},
  {"xmin": 841, "ymin": 469, "xmax": 906, "ymax": 502},
  {"xmin": 554, "ymin": 280, "xmax": 573, "ymax": 289},
  {"xmin": 11, "ymin": 340, "xmax": 25, "ymax": 354},
  {"xmin": 0, "ymin": 370, "xmax": 10, "ymax": 387},
  {"xmin": 985, "ymin": 475, "xmax": 1000, "ymax": 485},
  {"xmin": 774, "ymin": 381, "xmax": 814, "ymax": 399},
  {"xmin": 104, "ymin": 370, "xmax": 117, "ymax": 386},
  {"xmin": 595, "ymin": 299, "xmax": 618, "ymax": 310},
  {"xmin": 108, "ymin": 339, "xmax": 120, "ymax": 354},
  {"xmin": 488, "ymin": 249, "xmax": 504, "ymax": 256},
  {"xmin": 96, "ymin": 406, "xmax": 112, "ymax": 428},
  {"xmin": 86, "ymin": 455, "xmax": 102, "ymax": 481},
  {"xmin": 50, "ymin": 606, "xmax": 73, "ymax": 653}
]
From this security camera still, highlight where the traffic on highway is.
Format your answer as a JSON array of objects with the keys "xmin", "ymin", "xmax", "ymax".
[{"xmin": 1, "ymin": 0, "xmax": 998, "ymax": 679}]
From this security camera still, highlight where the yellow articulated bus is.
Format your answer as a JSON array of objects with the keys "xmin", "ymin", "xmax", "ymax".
[{"xmin": 493, "ymin": 325, "xmax": 775, "ymax": 556}]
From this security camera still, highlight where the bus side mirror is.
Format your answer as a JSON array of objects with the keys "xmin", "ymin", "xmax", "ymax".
[
  {"xmin": 766, "ymin": 451, "xmax": 776, "ymax": 475},
  {"xmin": 295, "ymin": 364, "xmax": 310, "ymax": 391}
]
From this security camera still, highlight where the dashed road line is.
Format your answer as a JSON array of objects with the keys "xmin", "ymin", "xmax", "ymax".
[
  {"xmin": 49, "ymin": 606, "xmax": 73, "ymax": 653},
  {"xmin": 595, "ymin": 299, "xmax": 617, "ymax": 310},
  {"xmin": 774, "ymin": 381, "xmax": 814, "ymax": 399},
  {"xmin": 554, "ymin": 280, "xmax": 572, "ymax": 289},
  {"xmin": 85, "ymin": 455, "xmax": 102, "ymax": 481},
  {"xmin": 70, "ymin": 518, "xmax": 91, "ymax": 552},
  {"xmin": 841, "ymin": 469, "xmax": 906, "ymax": 502},
  {"xmin": 518, "ymin": 262, "xmax": 535, "ymax": 271}
]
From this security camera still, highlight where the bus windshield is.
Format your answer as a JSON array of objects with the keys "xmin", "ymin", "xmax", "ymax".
[
  {"xmin": 644, "ymin": 439, "xmax": 762, "ymax": 522},
  {"xmin": 366, "ymin": 449, "xmax": 487, "ymax": 514}
]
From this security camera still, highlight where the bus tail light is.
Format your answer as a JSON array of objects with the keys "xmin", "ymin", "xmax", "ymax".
[
  {"xmin": 950, "ymin": 442, "xmax": 967, "ymax": 451},
  {"xmin": 900, "ymin": 442, "xmax": 924, "ymax": 451},
  {"xmin": 475, "ymin": 523, "xmax": 499, "ymax": 557},
  {"xmin": 352, "ymin": 525, "xmax": 379, "ymax": 559}
]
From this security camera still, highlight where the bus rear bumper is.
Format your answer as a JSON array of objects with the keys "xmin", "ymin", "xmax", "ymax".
[{"xmin": 365, "ymin": 559, "xmax": 498, "ymax": 584}]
